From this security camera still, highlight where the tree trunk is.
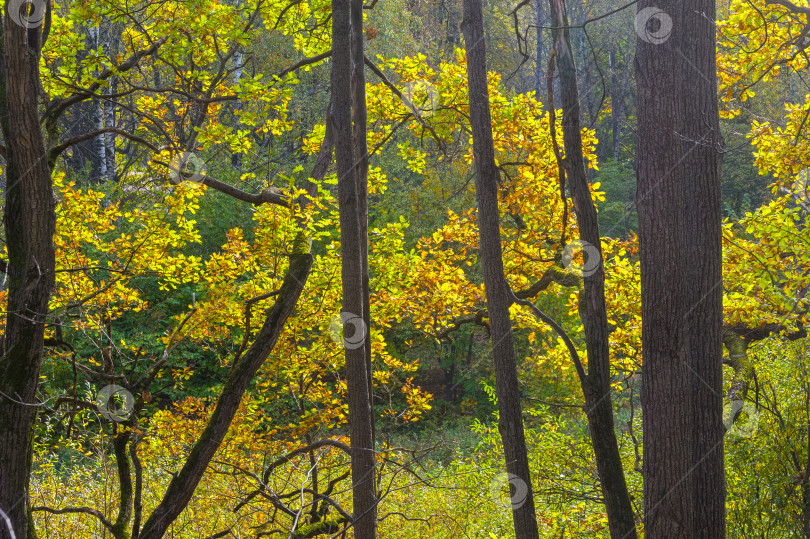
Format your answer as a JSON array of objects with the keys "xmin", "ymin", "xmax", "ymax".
[
  {"xmin": 350, "ymin": 0, "xmax": 375, "ymax": 449},
  {"xmin": 547, "ymin": 1, "xmax": 637, "ymax": 536},
  {"xmin": 461, "ymin": 2, "xmax": 540, "ymax": 538},
  {"xmin": 332, "ymin": 0, "xmax": 377, "ymax": 536},
  {"xmin": 635, "ymin": 1, "xmax": 725, "ymax": 537},
  {"xmin": 137, "ymin": 95, "xmax": 334, "ymax": 537},
  {"xmin": 0, "ymin": 15, "xmax": 56, "ymax": 539},
  {"xmin": 88, "ymin": 25, "xmax": 107, "ymax": 183},
  {"xmin": 608, "ymin": 47, "xmax": 625, "ymax": 161},
  {"xmin": 534, "ymin": 0, "xmax": 549, "ymax": 106},
  {"xmin": 137, "ymin": 253, "xmax": 314, "ymax": 538}
]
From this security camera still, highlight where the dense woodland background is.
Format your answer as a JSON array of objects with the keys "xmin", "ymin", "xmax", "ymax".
[{"xmin": 1, "ymin": 0, "xmax": 809, "ymax": 536}]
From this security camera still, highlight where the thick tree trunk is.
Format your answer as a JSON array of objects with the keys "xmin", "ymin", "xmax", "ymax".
[
  {"xmin": 461, "ymin": 2, "xmax": 539, "ymax": 538},
  {"xmin": 332, "ymin": 0, "xmax": 377, "ymax": 536},
  {"xmin": 547, "ymin": 1, "xmax": 637, "ymax": 537},
  {"xmin": 0, "ymin": 15, "xmax": 56, "ymax": 539},
  {"xmin": 635, "ymin": 1, "xmax": 725, "ymax": 537}
]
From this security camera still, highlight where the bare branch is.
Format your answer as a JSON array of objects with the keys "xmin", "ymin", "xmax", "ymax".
[
  {"xmin": 44, "ymin": 37, "xmax": 169, "ymax": 125},
  {"xmin": 50, "ymin": 129, "xmax": 159, "ymax": 165},
  {"xmin": 31, "ymin": 506, "xmax": 115, "ymax": 532}
]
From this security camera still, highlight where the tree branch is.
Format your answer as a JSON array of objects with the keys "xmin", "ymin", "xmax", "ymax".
[
  {"xmin": 32, "ymin": 506, "xmax": 115, "ymax": 532},
  {"xmin": 49, "ymin": 128, "xmax": 159, "ymax": 166},
  {"xmin": 511, "ymin": 293, "xmax": 587, "ymax": 385},
  {"xmin": 44, "ymin": 37, "xmax": 169, "ymax": 126}
]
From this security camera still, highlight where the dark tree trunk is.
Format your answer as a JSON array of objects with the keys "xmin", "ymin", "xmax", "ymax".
[
  {"xmin": 351, "ymin": 0, "xmax": 375, "ymax": 449},
  {"xmin": 547, "ymin": 1, "xmax": 638, "ymax": 537},
  {"xmin": 635, "ymin": 1, "xmax": 725, "ymax": 537},
  {"xmin": 0, "ymin": 15, "xmax": 56, "ymax": 539},
  {"xmin": 534, "ymin": 0, "xmax": 549, "ymax": 108},
  {"xmin": 608, "ymin": 47, "xmax": 625, "ymax": 161},
  {"xmin": 332, "ymin": 0, "xmax": 377, "ymax": 536},
  {"xmin": 461, "ymin": 2, "xmax": 540, "ymax": 538}
]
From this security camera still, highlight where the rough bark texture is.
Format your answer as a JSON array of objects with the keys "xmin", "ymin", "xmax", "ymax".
[
  {"xmin": 351, "ymin": 0, "xmax": 375, "ymax": 448},
  {"xmin": 548, "ymin": 1, "xmax": 637, "ymax": 536},
  {"xmin": 332, "ymin": 0, "xmax": 377, "ymax": 536},
  {"xmin": 0, "ymin": 13, "xmax": 56, "ymax": 539},
  {"xmin": 635, "ymin": 1, "xmax": 725, "ymax": 536},
  {"xmin": 461, "ymin": 2, "xmax": 540, "ymax": 538}
]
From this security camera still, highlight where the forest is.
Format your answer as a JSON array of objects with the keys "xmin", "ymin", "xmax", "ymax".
[{"xmin": 0, "ymin": 0, "xmax": 808, "ymax": 536}]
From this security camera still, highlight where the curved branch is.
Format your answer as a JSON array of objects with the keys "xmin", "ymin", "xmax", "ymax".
[
  {"xmin": 198, "ymin": 175, "xmax": 288, "ymax": 207},
  {"xmin": 723, "ymin": 321, "xmax": 808, "ymax": 407},
  {"xmin": 44, "ymin": 37, "xmax": 169, "ymax": 126},
  {"xmin": 31, "ymin": 506, "xmax": 115, "ymax": 532},
  {"xmin": 49, "ymin": 128, "xmax": 159, "ymax": 166},
  {"xmin": 511, "ymin": 294, "xmax": 587, "ymax": 385},
  {"xmin": 154, "ymin": 161, "xmax": 289, "ymax": 206},
  {"xmin": 263, "ymin": 439, "xmax": 352, "ymax": 484},
  {"xmin": 363, "ymin": 56, "xmax": 447, "ymax": 155},
  {"xmin": 766, "ymin": 0, "xmax": 810, "ymax": 15}
]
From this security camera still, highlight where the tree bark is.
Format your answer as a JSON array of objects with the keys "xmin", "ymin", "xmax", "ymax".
[
  {"xmin": 534, "ymin": 0, "xmax": 549, "ymax": 107},
  {"xmin": 332, "ymin": 0, "xmax": 377, "ymax": 536},
  {"xmin": 608, "ymin": 47, "xmax": 625, "ymax": 161},
  {"xmin": 351, "ymin": 0, "xmax": 375, "ymax": 449},
  {"xmin": 547, "ymin": 1, "xmax": 637, "ymax": 536},
  {"xmin": 461, "ymin": 2, "xmax": 540, "ymax": 538},
  {"xmin": 635, "ymin": 1, "xmax": 725, "ymax": 536},
  {"xmin": 0, "ymin": 14, "xmax": 56, "ymax": 539}
]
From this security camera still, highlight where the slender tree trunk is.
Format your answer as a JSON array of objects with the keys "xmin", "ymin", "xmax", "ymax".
[
  {"xmin": 104, "ymin": 78, "xmax": 117, "ymax": 180},
  {"xmin": 231, "ymin": 50, "xmax": 244, "ymax": 171},
  {"xmin": 0, "ymin": 14, "xmax": 55, "ymax": 539},
  {"xmin": 636, "ymin": 1, "xmax": 725, "ymax": 537},
  {"xmin": 547, "ymin": 1, "xmax": 637, "ymax": 536},
  {"xmin": 87, "ymin": 26, "xmax": 107, "ymax": 183},
  {"xmin": 804, "ymin": 411, "xmax": 810, "ymax": 539},
  {"xmin": 461, "ymin": 2, "xmax": 539, "ymax": 538},
  {"xmin": 332, "ymin": 0, "xmax": 377, "ymax": 536},
  {"xmin": 608, "ymin": 47, "xmax": 625, "ymax": 161},
  {"xmin": 350, "ymin": 0, "xmax": 375, "ymax": 449},
  {"xmin": 534, "ymin": 0, "xmax": 548, "ymax": 109},
  {"xmin": 103, "ymin": 21, "xmax": 118, "ymax": 181},
  {"xmin": 137, "ymin": 101, "xmax": 333, "ymax": 539}
]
